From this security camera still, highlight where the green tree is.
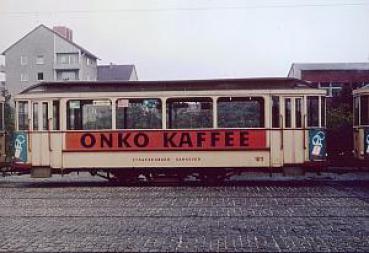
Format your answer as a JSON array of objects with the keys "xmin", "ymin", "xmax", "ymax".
[{"xmin": 1, "ymin": 88, "xmax": 14, "ymax": 157}]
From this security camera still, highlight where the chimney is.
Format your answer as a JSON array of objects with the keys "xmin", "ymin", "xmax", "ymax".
[{"xmin": 53, "ymin": 26, "xmax": 73, "ymax": 41}]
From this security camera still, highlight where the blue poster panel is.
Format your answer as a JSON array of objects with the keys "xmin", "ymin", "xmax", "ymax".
[
  {"xmin": 309, "ymin": 129, "xmax": 326, "ymax": 161},
  {"xmin": 14, "ymin": 132, "xmax": 27, "ymax": 162}
]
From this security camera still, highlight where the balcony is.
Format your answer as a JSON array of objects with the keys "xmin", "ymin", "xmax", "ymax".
[{"xmin": 53, "ymin": 63, "xmax": 81, "ymax": 70}]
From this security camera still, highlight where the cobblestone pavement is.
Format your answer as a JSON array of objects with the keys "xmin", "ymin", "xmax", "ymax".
[{"xmin": 0, "ymin": 173, "xmax": 369, "ymax": 252}]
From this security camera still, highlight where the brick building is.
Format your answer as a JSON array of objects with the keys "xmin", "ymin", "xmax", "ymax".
[{"xmin": 288, "ymin": 63, "xmax": 369, "ymax": 97}]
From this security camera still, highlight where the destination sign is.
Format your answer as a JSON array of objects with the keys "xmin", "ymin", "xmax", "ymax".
[{"xmin": 65, "ymin": 130, "xmax": 267, "ymax": 151}]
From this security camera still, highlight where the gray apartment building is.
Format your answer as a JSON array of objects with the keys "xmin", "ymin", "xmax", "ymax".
[{"xmin": 1, "ymin": 24, "xmax": 98, "ymax": 97}]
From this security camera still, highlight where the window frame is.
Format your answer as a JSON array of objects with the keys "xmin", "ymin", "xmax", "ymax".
[
  {"xmin": 36, "ymin": 55, "xmax": 44, "ymax": 65},
  {"xmin": 32, "ymin": 102, "xmax": 39, "ymax": 131},
  {"xmin": 307, "ymin": 96, "xmax": 320, "ymax": 128},
  {"xmin": 217, "ymin": 96, "xmax": 265, "ymax": 129},
  {"xmin": 66, "ymin": 98, "xmax": 113, "ymax": 130},
  {"xmin": 271, "ymin": 96, "xmax": 280, "ymax": 128},
  {"xmin": 37, "ymin": 72, "xmax": 44, "ymax": 81},
  {"xmin": 360, "ymin": 95, "xmax": 369, "ymax": 126},
  {"xmin": 115, "ymin": 97, "xmax": 163, "ymax": 130},
  {"xmin": 17, "ymin": 101, "xmax": 29, "ymax": 131},
  {"xmin": 166, "ymin": 97, "xmax": 214, "ymax": 129},
  {"xmin": 20, "ymin": 73, "xmax": 28, "ymax": 82},
  {"xmin": 42, "ymin": 102, "xmax": 49, "ymax": 130},
  {"xmin": 52, "ymin": 100, "xmax": 60, "ymax": 130},
  {"xmin": 20, "ymin": 56, "xmax": 27, "ymax": 65}
]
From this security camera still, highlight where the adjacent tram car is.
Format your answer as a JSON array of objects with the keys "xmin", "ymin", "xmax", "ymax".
[
  {"xmin": 12, "ymin": 78, "xmax": 327, "ymax": 181},
  {"xmin": 353, "ymin": 85, "xmax": 369, "ymax": 165},
  {"xmin": 0, "ymin": 95, "xmax": 5, "ymax": 166}
]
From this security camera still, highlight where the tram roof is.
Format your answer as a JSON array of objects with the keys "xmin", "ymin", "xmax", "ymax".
[{"xmin": 20, "ymin": 77, "xmax": 315, "ymax": 94}]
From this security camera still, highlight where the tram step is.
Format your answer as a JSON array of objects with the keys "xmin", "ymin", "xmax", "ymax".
[{"xmin": 31, "ymin": 167, "xmax": 52, "ymax": 178}]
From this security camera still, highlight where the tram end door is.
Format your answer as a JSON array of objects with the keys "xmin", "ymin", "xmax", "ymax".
[
  {"xmin": 282, "ymin": 97, "xmax": 305, "ymax": 166},
  {"xmin": 30, "ymin": 101, "xmax": 52, "ymax": 177}
]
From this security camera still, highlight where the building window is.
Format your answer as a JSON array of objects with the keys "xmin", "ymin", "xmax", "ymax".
[
  {"xmin": 87, "ymin": 58, "xmax": 95, "ymax": 65},
  {"xmin": 57, "ymin": 53, "xmax": 78, "ymax": 64},
  {"xmin": 218, "ymin": 97, "xmax": 264, "ymax": 128},
  {"xmin": 37, "ymin": 72, "xmax": 44, "ymax": 81},
  {"xmin": 58, "ymin": 71, "xmax": 77, "ymax": 81},
  {"xmin": 36, "ymin": 55, "xmax": 44, "ymax": 65},
  {"xmin": 116, "ymin": 98, "xmax": 162, "ymax": 129},
  {"xmin": 67, "ymin": 100, "xmax": 112, "ymax": 130},
  {"xmin": 21, "ymin": 73, "xmax": 28, "ymax": 82},
  {"xmin": 20, "ymin": 56, "xmax": 27, "ymax": 65},
  {"xmin": 167, "ymin": 97, "xmax": 213, "ymax": 129}
]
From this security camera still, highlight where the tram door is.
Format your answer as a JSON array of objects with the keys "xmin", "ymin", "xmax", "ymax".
[
  {"xmin": 32, "ymin": 101, "xmax": 51, "ymax": 166},
  {"xmin": 282, "ymin": 97, "xmax": 305, "ymax": 164}
]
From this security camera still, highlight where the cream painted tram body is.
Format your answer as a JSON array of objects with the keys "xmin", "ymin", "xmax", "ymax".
[
  {"xmin": 13, "ymin": 78, "xmax": 327, "ymax": 180},
  {"xmin": 353, "ymin": 85, "xmax": 369, "ymax": 163}
]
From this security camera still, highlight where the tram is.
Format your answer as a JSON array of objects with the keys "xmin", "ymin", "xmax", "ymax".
[
  {"xmin": 0, "ymin": 95, "xmax": 5, "ymax": 167},
  {"xmin": 353, "ymin": 84, "xmax": 369, "ymax": 164},
  {"xmin": 12, "ymin": 78, "xmax": 327, "ymax": 181}
]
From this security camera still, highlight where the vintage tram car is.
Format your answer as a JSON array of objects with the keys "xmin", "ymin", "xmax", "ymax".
[
  {"xmin": 353, "ymin": 84, "xmax": 369, "ymax": 164},
  {"xmin": 12, "ymin": 78, "xmax": 327, "ymax": 181}
]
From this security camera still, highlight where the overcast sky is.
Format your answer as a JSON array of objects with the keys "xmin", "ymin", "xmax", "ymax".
[{"xmin": 0, "ymin": 0, "xmax": 369, "ymax": 80}]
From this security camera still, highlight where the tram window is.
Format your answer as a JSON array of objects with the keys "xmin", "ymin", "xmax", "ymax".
[
  {"xmin": 18, "ymin": 101, "xmax": 29, "ymax": 130},
  {"xmin": 53, "ymin": 101, "xmax": 60, "ymax": 130},
  {"xmin": 42, "ymin": 102, "xmax": 48, "ymax": 130},
  {"xmin": 32, "ymin": 103, "xmax": 38, "ymax": 130},
  {"xmin": 307, "ymin": 96, "xmax": 319, "ymax": 127},
  {"xmin": 295, "ymin": 98, "xmax": 302, "ymax": 128},
  {"xmin": 272, "ymin": 96, "xmax": 280, "ymax": 128},
  {"xmin": 285, "ymin": 98, "xmax": 291, "ymax": 128},
  {"xmin": 67, "ymin": 100, "xmax": 112, "ymax": 130},
  {"xmin": 0, "ymin": 103, "xmax": 3, "ymax": 131},
  {"xmin": 167, "ymin": 97, "xmax": 213, "ymax": 129},
  {"xmin": 218, "ymin": 97, "xmax": 264, "ymax": 128},
  {"xmin": 321, "ymin": 97, "xmax": 326, "ymax": 127},
  {"xmin": 361, "ymin": 96, "xmax": 369, "ymax": 125},
  {"xmin": 116, "ymin": 98, "xmax": 162, "ymax": 129}
]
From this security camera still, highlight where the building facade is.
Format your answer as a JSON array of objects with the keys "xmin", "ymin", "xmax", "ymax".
[
  {"xmin": 1, "ymin": 24, "xmax": 98, "ymax": 96},
  {"xmin": 288, "ymin": 63, "xmax": 369, "ymax": 97}
]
